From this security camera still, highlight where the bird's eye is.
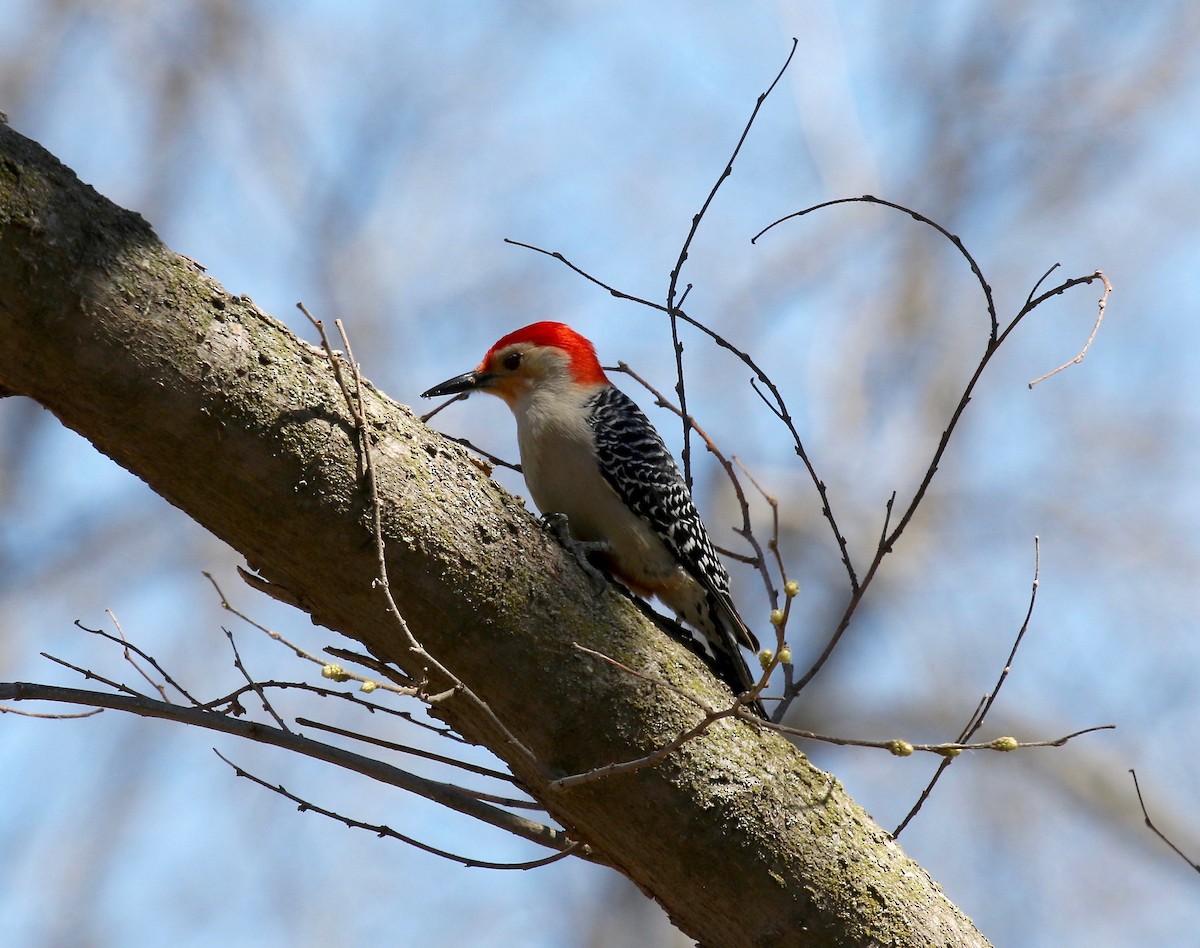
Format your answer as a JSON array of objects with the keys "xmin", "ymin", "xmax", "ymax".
[{"xmin": 503, "ymin": 352, "xmax": 523, "ymax": 371}]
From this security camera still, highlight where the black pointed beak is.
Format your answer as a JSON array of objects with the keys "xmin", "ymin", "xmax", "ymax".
[{"xmin": 421, "ymin": 371, "xmax": 486, "ymax": 399}]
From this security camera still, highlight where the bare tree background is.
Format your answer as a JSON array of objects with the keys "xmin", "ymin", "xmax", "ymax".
[{"xmin": 1, "ymin": 3, "xmax": 1198, "ymax": 946}]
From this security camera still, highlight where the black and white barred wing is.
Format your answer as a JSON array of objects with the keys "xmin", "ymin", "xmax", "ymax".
[{"xmin": 585, "ymin": 385, "xmax": 759, "ymax": 653}]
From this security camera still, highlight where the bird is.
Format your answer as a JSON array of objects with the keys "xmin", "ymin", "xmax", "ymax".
[{"xmin": 422, "ymin": 321, "xmax": 765, "ymax": 718}]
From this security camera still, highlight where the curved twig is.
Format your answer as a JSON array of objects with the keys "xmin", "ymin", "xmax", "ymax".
[
  {"xmin": 752, "ymin": 194, "xmax": 998, "ymax": 341},
  {"xmin": 215, "ymin": 751, "xmax": 572, "ymax": 870}
]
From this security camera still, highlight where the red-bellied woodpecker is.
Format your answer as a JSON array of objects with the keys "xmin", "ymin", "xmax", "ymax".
[{"xmin": 422, "ymin": 321, "xmax": 765, "ymax": 718}]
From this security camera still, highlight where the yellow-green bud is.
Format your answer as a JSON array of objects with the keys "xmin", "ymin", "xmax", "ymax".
[
  {"xmin": 992, "ymin": 736, "xmax": 1019, "ymax": 752},
  {"xmin": 769, "ymin": 609, "xmax": 785, "ymax": 626},
  {"xmin": 784, "ymin": 580, "xmax": 800, "ymax": 598},
  {"xmin": 937, "ymin": 746, "xmax": 962, "ymax": 758},
  {"xmin": 360, "ymin": 680, "xmax": 378, "ymax": 693},
  {"xmin": 321, "ymin": 663, "xmax": 351, "ymax": 682},
  {"xmin": 778, "ymin": 647, "xmax": 792, "ymax": 665},
  {"xmin": 888, "ymin": 740, "xmax": 914, "ymax": 757},
  {"xmin": 758, "ymin": 649, "xmax": 773, "ymax": 669}
]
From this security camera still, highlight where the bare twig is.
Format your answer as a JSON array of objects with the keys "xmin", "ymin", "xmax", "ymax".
[
  {"xmin": 735, "ymin": 459, "xmax": 787, "ymax": 610},
  {"xmin": 1130, "ymin": 769, "xmax": 1200, "ymax": 874},
  {"xmin": 256, "ymin": 681, "xmax": 466, "ymax": 739},
  {"xmin": 1024, "ymin": 262, "xmax": 1062, "ymax": 308},
  {"xmin": 322, "ymin": 646, "xmax": 417, "ymax": 690},
  {"xmin": 550, "ymin": 648, "xmax": 743, "ymax": 791},
  {"xmin": 74, "ymin": 618, "xmax": 200, "ymax": 706},
  {"xmin": 436, "ymin": 435, "xmax": 522, "ymax": 473},
  {"xmin": 0, "ymin": 704, "xmax": 103, "ymax": 719},
  {"xmin": 193, "ymin": 680, "xmax": 406, "ymax": 715},
  {"xmin": 962, "ymin": 537, "xmax": 1041, "ymax": 740},
  {"xmin": 893, "ymin": 537, "xmax": 1042, "ymax": 837},
  {"xmin": 554, "ymin": 641, "xmax": 1108, "ymax": 792},
  {"xmin": 752, "ymin": 194, "xmax": 998, "ymax": 340},
  {"xmin": 221, "ymin": 628, "xmax": 291, "ymax": 732},
  {"xmin": 665, "ymin": 37, "xmax": 799, "ymax": 486},
  {"xmin": 295, "ymin": 717, "xmax": 531, "ymax": 793},
  {"xmin": 39, "ymin": 652, "xmax": 148, "ymax": 699},
  {"xmin": 1028, "ymin": 271, "xmax": 1112, "ymax": 387},
  {"xmin": 215, "ymin": 751, "xmax": 580, "ymax": 870},
  {"xmin": 418, "ymin": 390, "xmax": 468, "ymax": 423},
  {"xmin": 103, "ymin": 610, "xmax": 170, "ymax": 702},
  {"xmin": 206, "ymin": 571, "xmax": 416, "ymax": 696},
  {"xmin": 770, "ymin": 722, "xmax": 1112, "ymax": 754},
  {"xmin": 551, "ymin": 716, "xmax": 728, "ymax": 792}
]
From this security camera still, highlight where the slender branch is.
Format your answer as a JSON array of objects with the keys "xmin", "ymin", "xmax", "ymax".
[
  {"xmin": 436, "ymin": 435, "xmax": 522, "ymax": 473},
  {"xmin": 1023, "ymin": 270, "xmax": 1108, "ymax": 315},
  {"xmin": 552, "ymin": 641, "xmax": 1109, "ymax": 792},
  {"xmin": 74, "ymin": 618, "xmax": 200, "ymax": 706},
  {"xmin": 551, "ymin": 715, "xmax": 730, "ymax": 792},
  {"xmin": 666, "ymin": 35, "xmax": 799, "ymax": 316},
  {"xmin": 752, "ymin": 194, "xmax": 998, "ymax": 341},
  {"xmin": 735, "ymin": 458, "xmax": 787, "ymax": 611},
  {"xmin": 222, "ymin": 628, "xmax": 291, "ymax": 733},
  {"xmin": 747, "ymin": 375, "xmax": 859, "ymax": 592},
  {"xmin": 1130, "ymin": 769, "xmax": 1200, "ymax": 874},
  {"xmin": 294, "ymin": 717, "xmax": 530, "ymax": 791},
  {"xmin": 881, "ymin": 271, "xmax": 1108, "ymax": 561},
  {"xmin": 39, "ymin": 651, "xmax": 148, "ymax": 699},
  {"xmin": 104, "ymin": 610, "xmax": 171, "ymax": 702},
  {"xmin": 960, "ymin": 537, "xmax": 1041, "ymax": 741},
  {"xmin": 0, "ymin": 704, "xmax": 103, "ymax": 719},
  {"xmin": 192, "ymin": 679, "xmax": 407, "ymax": 714},
  {"xmin": 893, "ymin": 537, "xmax": 1042, "ymax": 837},
  {"xmin": 1028, "ymin": 271, "xmax": 1112, "ymax": 387},
  {"xmin": 769, "ymin": 722, "xmax": 1113, "ymax": 754},
  {"xmin": 0, "ymin": 680, "xmax": 587, "ymax": 860},
  {"xmin": 322, "ymin": 646, "xmax": 417, "ymax": 691},
  {"xmin": 418, "ymin": 390, "xmax": 468, "ymax": 423},
  {"xmin": 665, "ymin": 38, "xmax": 799, "ymax": 486},
  {"xmin": 207, "ymin": 571, "xmax": 416, "ymax": 696},
  {"xmin": 416, "ymin": 393, "xmax": 525, "ymax": 472},
  {"xmin": 1024, "ymin": 262, "xmax": 1062, "ymax": 308},
  {"xmin": 549, "ymin": 645, "xmax": 746, "ymax": 791},
  {"xmin": 214, "ymin": 751, "xmax": 579, "ymax": 871},
  {"xmin": 210, "ymin": 676, "xmax": 463, "ymax": 739}
]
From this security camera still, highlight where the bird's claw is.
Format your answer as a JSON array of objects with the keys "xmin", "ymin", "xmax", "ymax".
[{"xmin": 542, "ymin": 512, "xmax": 609, "ymax": 595}]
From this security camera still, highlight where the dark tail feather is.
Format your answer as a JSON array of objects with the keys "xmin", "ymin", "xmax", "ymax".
[
  {"xmin": 649, "ymin": 605, "xmax": 768, "ymax": 719},
  {"xmin": 713, "ymin": 597, "xmax": 767, "ymax": 719}
]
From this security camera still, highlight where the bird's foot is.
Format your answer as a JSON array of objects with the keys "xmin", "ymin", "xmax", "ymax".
[{"xmin": 542, "ymin": 512, "xmax": 609, "ymax": 595}]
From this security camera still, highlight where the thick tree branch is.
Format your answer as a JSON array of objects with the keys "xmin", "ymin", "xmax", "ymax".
[{"xmin": 0, "ymin": 121, "xmax": 990, "ymax": 947}]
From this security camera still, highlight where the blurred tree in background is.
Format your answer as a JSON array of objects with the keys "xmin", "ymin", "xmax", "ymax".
[{"xmin": 2, "ymin": 3, "xmax": 1198, "ymax": 946}]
